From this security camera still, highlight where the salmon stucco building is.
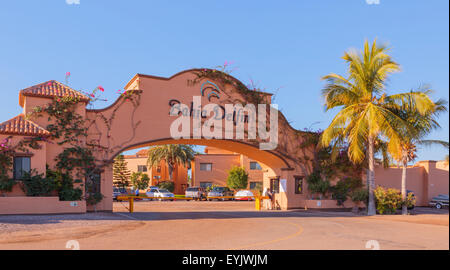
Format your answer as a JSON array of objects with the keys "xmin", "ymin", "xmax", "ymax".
[
  {"xmin": 191, "ymin": 147, "xmax": 263, "ymax": 190},
  {"xmin": 0, "ymin": 70, "xmax": 448, "ymax": 215},
  {"xmin": 123, "ymin": 149, "xmax": 188, "ymax": 194}
]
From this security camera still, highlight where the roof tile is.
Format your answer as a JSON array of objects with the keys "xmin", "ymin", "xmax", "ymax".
[
  {"xmin": 19, "ymin": 80, "xmax": 89, "ymax": 107},
  {"xmin": 0, "ymin": 114, "xmax": 50, "ymax": 136}
]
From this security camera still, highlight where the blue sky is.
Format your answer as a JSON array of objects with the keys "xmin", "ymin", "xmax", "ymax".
[{"xmin": 0, "ymin": 0, "xmax": 448, "ymax": 161}]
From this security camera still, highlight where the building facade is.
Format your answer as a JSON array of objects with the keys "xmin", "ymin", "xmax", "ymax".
[
  {"xmin": 191, "ymin": 147, "xmax": 263, "ymax": 191},
  {"xmin": 123, "ymin": 149, "xmax": 188, "ymax": 194}
]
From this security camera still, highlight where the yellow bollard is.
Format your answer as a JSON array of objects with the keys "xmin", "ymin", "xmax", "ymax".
[
  {"xmin": 129, "ymin": 197, "xmax": 134, "ymax": 213},
  {"xmin": 255, "ymin": 197, "xmax": 261, "ymax": 211}
]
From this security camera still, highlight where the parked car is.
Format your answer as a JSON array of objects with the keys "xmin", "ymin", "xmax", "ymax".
[
  {"xmin": 185, "ymin": 186, "xmax": 207, "ymax": 201},
  {"xmin": 429, "ymin": 194, "xmax": 449, "ymax": 209},
  {"xmin": 207, "ymin": 186, "xmax": 234, "ymax": 201},
  {"xmin": 235, "ymin": 190, "xmax": 255, "ymax": 201},
  {"xmin": 153, "ymin": 189, "xmax": 175, "ymax": 201},
  {"xmin": 113, "ymin": 187, "xmax": 127, "ymax": 201},
  {"xmin": 146, "ymin": 187, "xmax": 160, "ymax": 200}
]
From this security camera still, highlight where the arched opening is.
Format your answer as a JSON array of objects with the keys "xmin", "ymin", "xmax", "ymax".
[{"xmin": 104, "ymin": 139, "xmax": 286, "ymax": 212}]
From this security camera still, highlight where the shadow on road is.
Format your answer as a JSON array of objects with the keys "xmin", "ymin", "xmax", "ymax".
[{"xmin": 0, "ymin": 207, "xmax": 447, "ymax": 225}]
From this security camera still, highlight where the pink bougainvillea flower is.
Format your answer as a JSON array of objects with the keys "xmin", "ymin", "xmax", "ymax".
[
  {"xmin": 90, "ymin": 94, "xmax": 95, "ymax": 98},
  {"xmin": 66, "ymin": 72, "xmax": 71, "ymax": 76},
  {"xmin": 98, "ymin": 86, "xmax": 104, "ymax": 92},
  {"xmin": 47, "ymin": 82, "xmax": 52, "ymax": 86}
]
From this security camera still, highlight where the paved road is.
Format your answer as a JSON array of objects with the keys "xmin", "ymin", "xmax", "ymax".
[{"xmin": 0, "ymin": 201, "xmax": 448, "ymax": 250}]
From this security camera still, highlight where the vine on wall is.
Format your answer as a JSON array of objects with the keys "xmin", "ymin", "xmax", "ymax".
[
  {"xmin": 1, "ymin": 77, "xmax": 142, "ymax": 206},
  {"xmin": 297, "ymin": 128, "xmax": 364, "ymax": 201}
]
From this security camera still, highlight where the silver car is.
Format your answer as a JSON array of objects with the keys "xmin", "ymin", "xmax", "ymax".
[{"xmin": 185, "ymin": 187, "xmax": 207, "ymax": 201}]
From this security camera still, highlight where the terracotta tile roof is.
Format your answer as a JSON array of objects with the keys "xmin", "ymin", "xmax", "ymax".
[
  {"xmin": 123, "ymin": 149, "xmax": 148, "ymax": 159},
  {"xmin": 136, "ymin": 149, "xmax": 149, "ymax": 157},
  {"xmin": 0, "ymin": 114, "xmax": 50, "ymax": 136},
  {"xmin": 19, "ymin": 80, "xmax": 90, "ymax": 107}
]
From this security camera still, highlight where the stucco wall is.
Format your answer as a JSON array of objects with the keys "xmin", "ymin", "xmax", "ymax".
[
  {"xmin": 0, "ymin": 197, "xmax": 86, "ymax": 215},
  {"xmin": 374, "ymin": 161, "xmax": 449, "ymax": 206},
  {"xmin": 193, "ymin": 154, "xmax": 240, "ymax": 187},
  {"xmin": 0, "ymin": 134, "xmax": 47, "ymax": 177}
]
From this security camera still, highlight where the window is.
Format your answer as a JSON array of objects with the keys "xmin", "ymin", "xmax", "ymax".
[
  {"xmin": 200, "ymin": 163, "xmax": 212, "ymax": 171},
  {"xmin": 13, "ymin": 156, "xmax": 31, "ymax": 180},
  {"xmin": 86, "ymin": 171, "xmax": 101, "ymax": 194},
  {"xmin": 249, "ymin": 162, "xmax": 262, "ymax": 170},
  {"xmin": 295, "ymin": 176, "xmax": 304, "ymax": 194},
  {"xmin": 270, "ymin": 178, "xmax": 280, "ymax": 194},
  {"xmin": 200, "ymin": 182, "xmax": 212, "ymax": 188},
  {"xmin": 249, "ymin": 181, "xmax": 262, "ymax": 190},
  {"xmin": 137, "ymin": 165, "xmax": 147, "ymax": 172},
  {"xmin": 156, "ymin": 166, "xmax": 161, "ymax": 173}
]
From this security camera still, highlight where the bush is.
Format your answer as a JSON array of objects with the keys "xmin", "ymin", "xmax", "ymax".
[
  {"xmin": 0, "ymin": 176, "xmax": 15, "ymax": 192},
  {"xmin": 403, "ymin": 192, "xmax": 416, "ymax": 209},
  {"xmin": 20, "ymin": 170, "xmax": 57, "ymax": 197},
  {"xmin": 330, "ymin": 177, "xmax": 363, "ymax": 205},
  {"xmin": 158, "ymin": 181, "xmax": 175, "ymax": 192},
  {"xmin": 306, "ymin": 171, "xmax": 330, "ymax": 199},
  {"xmin": 46, "ymin": 169, "xmax": 83, "ymax": 201},
  {"xmin": 350, "ymin": 188, "xmax": 368, "ymax": 206},
  {"xmin": 226, "ymin": 166, "xmax": 248, "ymax": 190},
  {"xmin": 374, "ymin": 186, "xmax": 403, "ymax": 214}
]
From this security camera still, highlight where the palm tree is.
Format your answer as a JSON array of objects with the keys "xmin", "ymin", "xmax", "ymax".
[
  {"xmin": 147, "ymin": 144, "xmax": 196, "ymax": 182},
  {"xmin": 387, "ymin": 89, "xmax": 448, "ymax": 215},
  {"xmin": 320, "ymin": 40, "xmax": 433, "ymax": 215}
]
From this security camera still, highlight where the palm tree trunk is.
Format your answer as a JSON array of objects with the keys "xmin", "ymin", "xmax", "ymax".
[
  {"xmin": 401, "ymin": 157, "xmax": 408, "ymax": 215},
  {"xmin": 168, "ymin": 163, "xmax": 173, "ymax": 181},
  {"xmin": 367, "ymin": 136, "xmax": 376, "ymax": 216}
]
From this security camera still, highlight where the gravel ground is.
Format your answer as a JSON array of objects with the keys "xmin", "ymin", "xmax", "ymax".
[{"xmin": 0, "ymin": 212, "xmax": 132, "ymax": 235}]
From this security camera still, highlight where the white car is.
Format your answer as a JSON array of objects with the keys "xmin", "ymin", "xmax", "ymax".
[
  {"xmin": 235, "ymin": 190, "xmax": 255, "ymax": 201},
  {"xmin": 153, "ymin": 189, "xmax": 175, "ymax": 201},
  {"xmin": 145, "ymin": 187, "xmax": 161, "ymax": 200}
]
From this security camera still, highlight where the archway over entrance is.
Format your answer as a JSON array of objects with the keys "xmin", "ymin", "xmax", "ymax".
[{"xmin": 86, "ymin": 69, "xmax": 313, "ymax": 211}]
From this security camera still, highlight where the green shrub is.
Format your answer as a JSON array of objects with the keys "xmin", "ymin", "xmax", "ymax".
[
  {"xmin": 20, "ymin": 170, "xmax": 57, "ymax": 197},
  {"xmin": 46, "ymin": 168, "xmax": 82, "ymax": 201},
  {"xmin": 226, "ymin": 166, "xmax": 248, "ymax": 190},
  {"xmin": 374, "ymin": 186, "xmax": 402, "ymax": 214},
  {"xmin": 306, "ymin": 171, "xmax": 330, "ymax": 198},
  {"xmin": 330, "ymin": 177, "xmax": 363, "ymax": 205},
  {"xmin": 158, "ymin": 181, "xmax": 175, "ymax": 192},
  {"xmin": 86, "ymin": 192, "xmax": 104, "ymax": 206},
  {"xmin": 0, "ymin": 176, "xmax": 15, "ymax": 192},
  {"xmin": 350, "ymin": 188, "xmax": 369, "ymax": 206},
  {"xmin": 403, "ymin": 192, "xmax": 416, "ymax": 209}
]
